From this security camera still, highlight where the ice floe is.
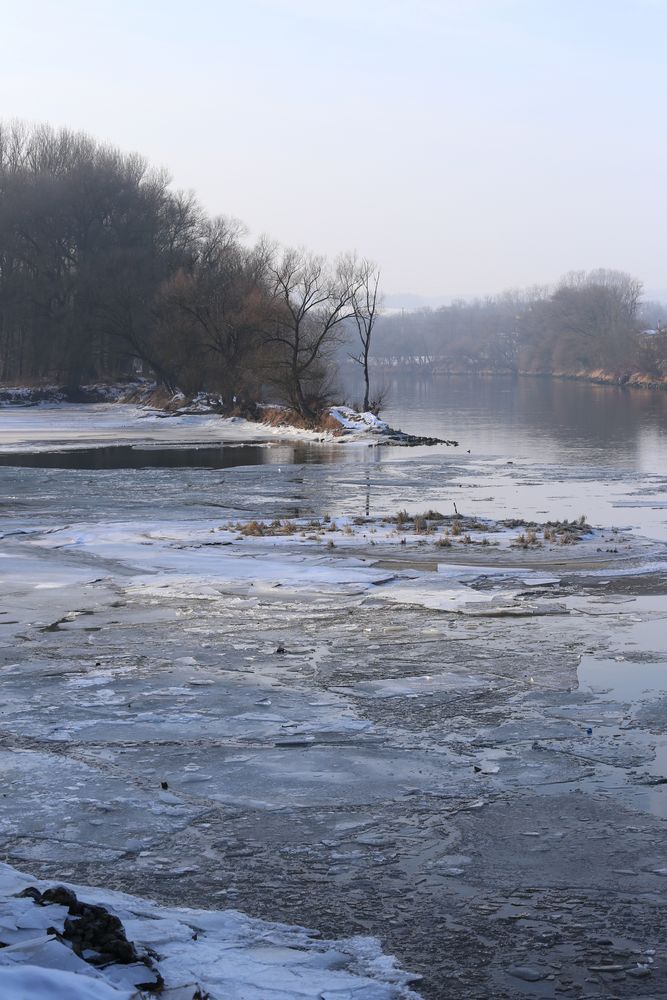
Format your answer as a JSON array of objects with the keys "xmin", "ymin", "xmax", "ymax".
[{"xmin": 0, "ymin": 863, "xmax": 421, "ymax": 999}]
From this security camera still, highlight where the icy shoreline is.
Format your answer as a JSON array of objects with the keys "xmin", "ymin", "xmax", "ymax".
[
  {"xmin": 0, "ymin": 392, "xmax": 457, "ymax": 452},
  {"xmin": 0, "ymin": 401, "xmax": 343, "ymax": 453},
  {"xmin": 0, "ymin": 863, "xmax": 421, "ymax": 999}
]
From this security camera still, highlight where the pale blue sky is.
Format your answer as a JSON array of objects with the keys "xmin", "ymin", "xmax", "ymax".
[{"xmin": 2, "ymin": 0, "xmax": 665, "ymax": 297}]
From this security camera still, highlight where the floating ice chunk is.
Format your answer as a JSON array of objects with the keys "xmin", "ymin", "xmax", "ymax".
[
  {"xmin": 0, "ymin": 965, "xmax": 131, "ymax": 1000},
  {"xmin": 337, "ymin": 674, "xmax": 487, "ymax": 699},
  {"xmin": 376, "ymin": 579, "xmax": 499, "ymax": 613},
  {"xmin": 0, "ymin": 935, "xmax": 107, "ymax": 976},
  {"xmin": 436, "ymin": 563, "xmax": 518, "ymax": 579},
  {"xmin": 377, "ymin": 578, "xmax": 565, "ymax": 616}
]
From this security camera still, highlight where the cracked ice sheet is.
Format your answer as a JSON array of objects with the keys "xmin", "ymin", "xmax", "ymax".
[
  {"xmin": 0, "ymin": 551, "xmax": 119, "ymax": 640},
  {"xmin": 373, "ymin": 576, "xmax": 567, "ymax": 616},
  {"xmin": 126, "ymin": 744, "xmax": 467, "ymax": 810},
  {"xmin": 27, "ymin": 521, "xmax": 395, "ymax": 597},
  {"xmin": 0, "ymin": 749, "xmax": 206, "ymax": 862},
  {"xmin": 333, "ymin": 673, "xmax": 490, "ymax": 699},
  {"xmin": 0, "ymin": 661, "xmax": 370, "ymax": 745},
  {"xmin": 0, "ymin": 863, "xmax": 422, "ymax": 1000}
]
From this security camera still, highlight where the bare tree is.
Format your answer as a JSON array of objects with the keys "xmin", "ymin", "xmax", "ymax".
[
  {"xmin": 346, "ymin": 256, "xmax": 381, "ymax": 411},
  {"xmin": 265, "ymin": 248, "xmax": 356, "ymax": 419},
  {"xmin": 549, "ymin": 269, "xmax": 643, "ymax": 368},
  {"xmin": 152, "ymin": 219, "xmax": 270, "ymax": 401}
]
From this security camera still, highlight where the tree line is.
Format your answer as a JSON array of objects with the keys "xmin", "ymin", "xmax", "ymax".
[
  {"xmin": 372, "ymin": 272, "xmax": 666, "ymax": 380},
  {"xmin": 0, "ymin": 122, "xmax": 380, "ymax": 417}
]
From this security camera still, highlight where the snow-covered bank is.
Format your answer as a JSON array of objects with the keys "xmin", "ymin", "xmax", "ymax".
[
  {"xmin": 0, "ymin": 395, "xmax": 456, "ymax": 453},
  {"xmin": 0, "ymin": 402, "xmax": 339, "ymax": 453},
  {"xmin": 0, "ymin": 863, "xmax": 421, "ymax": 999}
]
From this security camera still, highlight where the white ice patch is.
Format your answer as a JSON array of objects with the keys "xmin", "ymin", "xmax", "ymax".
[
  {"xmin": 29, "ymin": 521, "xmax": 395, "ymax": 597},
  {"xmin": 0, "ymin": 965, "xmax": 130, "ymax": 1000},
  {"xmin": 0, "ymin": 402, "xmax": 338, "ymax": 452},
  {"xmin": 336, "ymin": 673, "xmax": 488, "ymax": 699},
  {"xmin": 0, "ymin": 864, "xmax": 422, "ymax": 1000},
  {"xmin": 377, "ymin": 575, "xmax": 566, "ymax": 616},
  {"xmin": 436, "ymin": 563, "xmax": 559, "ymax": 586},
  {"xmin": 330, "ymin": 406, "xmax": 389, "ymax": 434}
]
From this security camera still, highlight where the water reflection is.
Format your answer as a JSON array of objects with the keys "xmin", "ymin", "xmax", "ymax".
[
  {"xmin": 0, "ymin": 443, "xmax": 356, "ymax": 471},
  {"xmin": 381, "ymin": 375, "xmax": 667, "ymax": 471}
]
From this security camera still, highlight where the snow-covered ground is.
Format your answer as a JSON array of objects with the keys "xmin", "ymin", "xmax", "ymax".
[
  {"xmin": 329, "ymin": 406, "xmax": 389, "ymax": 434},
  {"xmin": 0, "ymin": 402, "xmax": 395, "ymax": 454},
  {"xmin": 0, "ymin": 403, "xmax": 326, "ymax": 452}
]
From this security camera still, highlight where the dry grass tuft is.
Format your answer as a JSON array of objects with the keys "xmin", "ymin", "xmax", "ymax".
[{"xmin": 239, "ymin": 520, "xmax": 265, "ymax": 536}]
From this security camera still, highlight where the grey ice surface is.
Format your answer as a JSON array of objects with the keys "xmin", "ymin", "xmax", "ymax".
[{"xmin": 1, "ymin": 450, "xmax": 667, "ymax": 998}]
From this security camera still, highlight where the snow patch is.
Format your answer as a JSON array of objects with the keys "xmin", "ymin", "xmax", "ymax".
[
  {"xmin": 329, "ymin": 406, "xmax": 389, "ymax": 434},
  {"xmin": 0, "ymin": 863, "xmax": 422, "ymax": 999}
]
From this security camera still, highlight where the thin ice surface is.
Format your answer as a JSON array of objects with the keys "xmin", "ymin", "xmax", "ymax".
[{"xmin": 1, "ymin": 408, "xmax": 667, "ymax": 998}]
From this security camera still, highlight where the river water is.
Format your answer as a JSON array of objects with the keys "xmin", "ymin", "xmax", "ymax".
[
  {"xmin": 381, "ymin": 375, "xmax": 667, "ymax": 542},
  {"xmin": 1, "ymin": 378, "xmax": 667, "ymax": 998},
  {"xmin": 382, "ymin": 374, "xmax": 667, "ymax": 472}
]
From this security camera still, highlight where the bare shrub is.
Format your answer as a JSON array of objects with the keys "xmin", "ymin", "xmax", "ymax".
[{"xmin": 240, "ymin": 520, "xmax": 265, "ymax": 536}]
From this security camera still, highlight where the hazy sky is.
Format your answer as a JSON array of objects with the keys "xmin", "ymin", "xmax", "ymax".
[{"xmin": 2, "ymin": 0, "xmax": 665, "ymax": 298}]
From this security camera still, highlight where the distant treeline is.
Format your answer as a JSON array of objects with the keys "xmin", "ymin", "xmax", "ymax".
[
  {"xmin": 372, "ymin": 275, "xmax": 667, "ymax": 382},
  {"xmin": 0, "ymin": 122, "xmax": 379, "ymax": 417}
]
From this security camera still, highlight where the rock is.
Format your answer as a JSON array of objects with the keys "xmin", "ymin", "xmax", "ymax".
[
  {"xmin": 15, "ymin": 886, "xmax": 41, "ymax": 901},
  {"xmin": 23, "ymin": 884, "xmax": 141, "ymax": 966},
  {"xmin": 41, "ymin": 885, "xmax": 79, "ymax": 909},
  {"xmin": 63, "ymin": 903, "xmax": 140, "ymax": 964}
]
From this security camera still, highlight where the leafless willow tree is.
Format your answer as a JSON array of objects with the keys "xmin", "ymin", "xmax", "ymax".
[
  {"xmin": 151, "ymin": 218, "xmax": 270, "ymax": 400},
  {"xmin": 345, "ymin": 255, "xmax": 382, "ymax": 411},
  {"xmin": 265, "ymin": 248, "xmax": 357, "ymax": 419}
]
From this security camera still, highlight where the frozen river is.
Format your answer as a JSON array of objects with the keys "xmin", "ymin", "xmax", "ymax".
[{"xmin": 1, "ymin": 379, "xmax": 666, "ymax": 998}]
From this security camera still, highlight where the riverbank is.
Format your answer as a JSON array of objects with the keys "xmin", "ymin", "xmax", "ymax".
[
  {"xmin": 519, "ymin": 368, "xmax": 667, "ymax": 390},
  {"xmin": 0, "ymin": 385, "xmax": 458, "ymax": 450},
  {"xmin": 378, "ymin": 366, "xmax": 667, "ymax": 390}
]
